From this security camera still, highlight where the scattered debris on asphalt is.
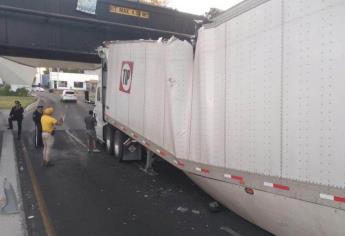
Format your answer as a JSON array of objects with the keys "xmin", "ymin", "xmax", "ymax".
[
  {"xmin": 176, "ymin": 206, "xmax": 188, "ymax": 213},
  {"xmin": 192, "ymin": 210, "xmax": 200, "ymax": 215},
  {"xmin": 209, "ymin": 201, "xmax": 222, "ymax": 212},
  {"xmin": 220, "ymin": 226, "xmax": 242, "ymax": 236}
]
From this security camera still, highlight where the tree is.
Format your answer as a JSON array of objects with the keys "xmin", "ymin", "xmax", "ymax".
[
  {"xmin": 205, "ymin": 8, "xmax": 223, "ymax": 20},
  {"xmin": 139, "ymin": 0, "xmax": 169, "ymax": 7}
]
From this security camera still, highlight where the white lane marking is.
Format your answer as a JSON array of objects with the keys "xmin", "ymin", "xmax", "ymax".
[
  {"xmin": 65, "ymin": 129, "xmax": 87, "ymax": 149},
  {"xmin": 220, "ymin": 226, "xmax": 242, "ymax": 236}
]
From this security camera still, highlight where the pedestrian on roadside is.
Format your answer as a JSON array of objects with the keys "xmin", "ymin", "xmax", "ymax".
[
  {"xmin": 8, "ymin": 100, "xmax": 24, "ymax": 140},
  {"xmin": 32, "ymin": 105, "xmax": 44, "ymax": 148},
  {"xmin": 84, "ymin": 110, "xmax": 100, "ymax": 153},
  {"xmin": 41, "ymin": 107, "xmax": 63, "ymax": 167}
]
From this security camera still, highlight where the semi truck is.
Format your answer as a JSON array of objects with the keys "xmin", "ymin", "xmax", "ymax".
[{"xmin": 93, "ymin": 0, "xmax": 345, "ymax": 235}]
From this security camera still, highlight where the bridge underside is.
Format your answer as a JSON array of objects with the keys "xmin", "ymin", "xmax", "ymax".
[{"xmin": 0, "ymin": 0, "xmax": 200, "ymax": 63}]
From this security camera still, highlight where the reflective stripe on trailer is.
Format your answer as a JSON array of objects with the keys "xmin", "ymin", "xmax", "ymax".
[
  {"xmin": 173, "ymin": 160, "xmax": 185, "ymax": 167},
  {"xmin": 195, "ymin": 167, "xmax": 210, "ymax": 174},
  {"xmin": 224, "ymin": 174, "xmax": 243, "ymax": 181},
  {"xmin": 320, "ymin": 194, "xmax": 345, "ymax": 203},
  {"xmin": 141, "ymin": 140, "xmax": 150, "ymax": 147},
  {"xmin": 264, "ymin": 182, "xmax": 290, "ymax": 191},
  {"xmin": 156, "ymin": 149, "xmax": 166, "ymax": 157}
]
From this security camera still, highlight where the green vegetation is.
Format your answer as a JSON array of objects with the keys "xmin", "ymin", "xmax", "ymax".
[
  {"xmin": 0, "ymin": 96, "xmax": 37, "ymax": 109},
  {"xmin": 0, "ymin": 84, "xmax": 36, "ymax": 109},
  {"xmin": 0, "ymin": 85, "xmax": 30, "ymax": 96}
]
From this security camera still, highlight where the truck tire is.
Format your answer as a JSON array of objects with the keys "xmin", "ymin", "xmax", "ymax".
[
  {"xmin": 114, "ymin": 130, "xmax": 126, "ymax": 162},
  {"xmin": 105, "ymin": 126, "xmax": 114, "ymax": 154}
]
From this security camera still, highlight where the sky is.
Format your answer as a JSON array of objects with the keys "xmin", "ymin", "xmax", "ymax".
[{"xmin": 167, "ymin": 0, "xmax": 244, "ymax": 15}]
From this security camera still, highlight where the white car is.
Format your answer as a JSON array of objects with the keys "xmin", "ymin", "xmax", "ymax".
[
  {"xmin": 60, "ymin": 90, "xmax": 77, "ymax": 102},
  {"xmin": 33, "ymin": 87, "xmax": 45, "ymax": 92}
]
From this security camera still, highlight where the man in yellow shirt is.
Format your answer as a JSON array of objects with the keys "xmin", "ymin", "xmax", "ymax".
[{"xmin": 41, "ymin": 107, "xmax": 63, "ymax": 167}]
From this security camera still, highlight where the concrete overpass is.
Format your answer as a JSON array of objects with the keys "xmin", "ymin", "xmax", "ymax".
[{"xmin": 0, "ymin": 0, "xmax": 201, "ymax": 64}]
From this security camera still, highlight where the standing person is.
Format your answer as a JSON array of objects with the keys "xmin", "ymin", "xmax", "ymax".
[
  {"xmin": 41, "ymin": 107, "xmax": 63, "ymax": 167},
  {"xmin": 84, "ymin": 110, "xmax": 100, "ymax": 153},
  {"xmin": 8, "ymin": 100, "xmax": 24, "ymax": 140},
  {"xmin": 32, "ymin": 105, "xmax": 44, "ymax": 148}
]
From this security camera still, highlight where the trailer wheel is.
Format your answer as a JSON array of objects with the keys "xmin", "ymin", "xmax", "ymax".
[
  {"xmin": 114, "ymin": 130, "xmax": 126, "ymax": 162},
  {"xmin": 105, "ymin": 126, "xmax": 114, "ymax": 154}
]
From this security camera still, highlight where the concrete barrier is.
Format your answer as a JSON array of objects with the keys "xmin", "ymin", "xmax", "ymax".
[
  {"xmin": 1, "ymin": 178, "xmax": 19, "ymax": 214},
  {"xmin": 0, "ymin": 131, "xmax": 27, "ymax": 235}
]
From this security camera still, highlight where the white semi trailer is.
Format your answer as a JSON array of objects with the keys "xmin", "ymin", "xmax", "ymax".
[{"xmin": 94, "ymin": 0, "xmax": 345, "ymax": 235}]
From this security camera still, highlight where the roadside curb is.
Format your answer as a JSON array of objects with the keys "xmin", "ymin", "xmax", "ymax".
[{"xmin": 0, "ymin": 131, "xmax": 28, "ymax": 236}]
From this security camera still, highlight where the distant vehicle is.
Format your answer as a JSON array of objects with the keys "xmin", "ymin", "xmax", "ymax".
[
  {"xmin": 33, "ymin": 87, "xmax": 45, "ymax": 92},
  {"xmin": 60, "ymin": 90, "xmax": 77, "ymax": 102}
]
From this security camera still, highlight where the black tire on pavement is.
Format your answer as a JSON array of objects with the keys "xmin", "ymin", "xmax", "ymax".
[
  {"xmin": 105, "ymin": 126, "xmax": 114, "ymax": 154},
  {"xmin": 114, "ymin": 130, "xmax": 126, "ymax": 162}
]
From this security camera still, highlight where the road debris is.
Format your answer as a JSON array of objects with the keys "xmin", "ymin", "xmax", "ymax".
[
  {"xmin": 176, "ymin": 206, "xmax": 188, "ymax": 213},
  {"xmin": 192, "ymin": 210, "xmax": 200, "ymax": 215},
  {"xmin": 220, "ymin": 226, "xmax": 242, "ymax": 236},
  {"xmin": 209, "ymin": 201, "xmax": 222, "ymax": 212}
]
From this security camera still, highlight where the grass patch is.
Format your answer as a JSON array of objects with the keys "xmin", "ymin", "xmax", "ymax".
[{"xmin": 0, "ymin": 96, "xmax": 37, "ymax": 109}]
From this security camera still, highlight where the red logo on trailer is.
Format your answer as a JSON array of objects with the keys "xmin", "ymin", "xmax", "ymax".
[{"xmin": 119, "ymin": 61, "xmax": 134, "ymax": 93}]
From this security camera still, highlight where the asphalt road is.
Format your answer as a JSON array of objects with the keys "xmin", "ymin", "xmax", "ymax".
[{"xmin": 15, "ymin": 91, "xmax": 271, "ymax": 236}]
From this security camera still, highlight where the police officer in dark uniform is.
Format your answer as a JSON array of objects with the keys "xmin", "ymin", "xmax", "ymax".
[
  {"xmin": 32, "ymin": 105, "xmax": 44, "ymax": 148},
  {"xmin": 8, "ymin": 100, "xmax": 24, "ymax": 140}
]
